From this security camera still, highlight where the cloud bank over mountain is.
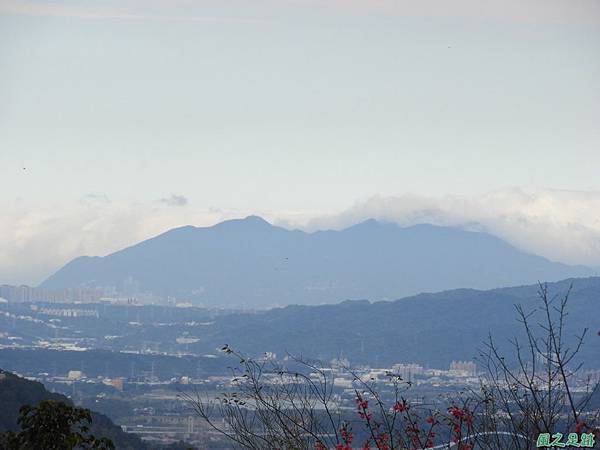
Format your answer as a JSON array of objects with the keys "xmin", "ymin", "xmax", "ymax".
[
  {"xmin": 40, "ymin": 215, "xmax": 593, "ymax": 307},
  {"xmin": 302, "ymin": 188, "xmax": 600, "ymax": 268},
  {"xmin": 1, "ymin": 188, "xmax": 599, "ymax": 285}
]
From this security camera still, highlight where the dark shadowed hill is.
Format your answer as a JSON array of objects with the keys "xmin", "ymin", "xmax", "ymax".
[
  {"xmin": 42, "ymin": 216, "xmax": 593, "ymax": 308},
  {"xmin": 0, "ymin": 370, "xmax": 146, "ymax": 449},
  {"xmin": 1, "ymin": 278, "xmax": 598, "ymax": 371},
  {"xmin": 198, "ymin": 277, "xmax": 600, "ymax": 367}
]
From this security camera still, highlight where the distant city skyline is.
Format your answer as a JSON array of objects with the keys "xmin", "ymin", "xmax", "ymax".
[{"xmin": 1, "ymin": 0, "xmax": 599, "ymax": 283}]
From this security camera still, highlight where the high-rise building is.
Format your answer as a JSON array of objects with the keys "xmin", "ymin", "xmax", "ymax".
[
  {"xmin": 392, "ymin": 363, "xmax": 424, "ymax": 382},
  {"xmin": 449, "ymin": 361, "xmax": 477, "ymax": 377}
]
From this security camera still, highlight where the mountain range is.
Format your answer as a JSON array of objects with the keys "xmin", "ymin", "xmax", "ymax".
[
  {"xmin": 4, "ymin": 277, "xmax": 599, "ymax": 369},
  {"xmin": 42, "ymin": 216, "xmax": 594, "ymax": 308}
]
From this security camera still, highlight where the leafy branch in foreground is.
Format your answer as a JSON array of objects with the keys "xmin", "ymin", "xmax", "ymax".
[{"xmin": 0, "ymin": 400, "xmax": 115, "ymax": 450}]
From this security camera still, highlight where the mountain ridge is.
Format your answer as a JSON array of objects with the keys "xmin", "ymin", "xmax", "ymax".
[
  {"xmin": 3, "ymin": 277, "xmax": 599, "ymax": 368},
  {"xmin": 197, "ymin": 276, "xmax": 600, "ymax": 367},
  {"xmin": 41, "ymin": 216, "xmax": 593, "ymax": 308}
]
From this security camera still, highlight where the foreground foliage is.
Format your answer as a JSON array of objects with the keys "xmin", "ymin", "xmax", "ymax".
[
  {"xmin": 0, "ymin": 400, "xmax": 115, "ymax": 450},
  {"xmin": 187, "ymin": 284, "xmax": 599, "ymax": 449}
]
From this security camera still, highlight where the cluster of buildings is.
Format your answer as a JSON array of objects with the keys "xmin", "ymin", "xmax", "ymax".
[
  {"xmin": 30, "ymin": 305, "xmax": 100, "ymax": 318},
  {"xmin": 0, "ymin": 283, "xmax": 169, "ymax": 306},
  {"xmin": 0, "ymin": 284, "xmax": 106, "ymax": 303},
  {"xmin": 449, "ymin": 360, "xmax": 478, "ymax": 377},
  {"xmin": 346, "ymin": 360, "xmax": 478, "ymax": 387}
]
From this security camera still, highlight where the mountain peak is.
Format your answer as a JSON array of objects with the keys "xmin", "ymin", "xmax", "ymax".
[
  {"xmin": 345, "ymin": 218, "xmax": 392, "ymax": 232},
  {"xmin": 210, "ymin": 215, "xmax": 273, "ymax": 232},
  {"xmin": 41, "ymin": 218, "xmax": 593, "ymax": 307},
  {"xmin": 243, "ymin": 215, "xmax": 269, "ymax": 224}
]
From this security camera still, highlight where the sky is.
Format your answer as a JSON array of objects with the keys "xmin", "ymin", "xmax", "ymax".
[{"xmin": 1, "ymin": 0, "xmax": 600, "ymax": 284}]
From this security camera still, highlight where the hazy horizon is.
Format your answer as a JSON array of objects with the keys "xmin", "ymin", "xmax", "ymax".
[{"xmin": 1, "ymin": 0, "xmax": 599, "ymax": 284}]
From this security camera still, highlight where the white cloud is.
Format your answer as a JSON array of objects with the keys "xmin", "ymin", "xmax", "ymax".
[
  {"xmin": 0, "ymin": 200, "xmax": 233, "ymax": 285},
  {"xmin": 300, "ymin": 188, "xmax": 600, "ymax": 268}
]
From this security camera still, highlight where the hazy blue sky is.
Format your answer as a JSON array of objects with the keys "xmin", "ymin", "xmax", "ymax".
[{"xmin": 1, "ymin": 0, "xmax": 599, "ymax": 283}]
